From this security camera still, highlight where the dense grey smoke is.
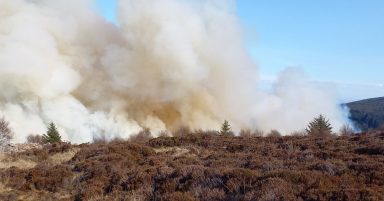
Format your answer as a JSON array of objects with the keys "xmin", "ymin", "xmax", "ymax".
[{"xmin": 0, "ymin": 0, "xmax": 346, "ymax": 143}]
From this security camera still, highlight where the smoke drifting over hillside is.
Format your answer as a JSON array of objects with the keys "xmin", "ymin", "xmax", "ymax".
[{"xmin": 0, "ymin": 0, "xmax": 346, "ymax": 143}]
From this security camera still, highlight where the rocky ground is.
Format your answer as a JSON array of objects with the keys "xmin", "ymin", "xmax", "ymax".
[{"xmin": 0, "ymin": 131, "xmax": 383, "ymax": 201}]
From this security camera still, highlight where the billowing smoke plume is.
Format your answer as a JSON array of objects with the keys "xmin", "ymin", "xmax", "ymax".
[{"xmin": 0, "ymin": 0, "xmax": 346, "ymax": 143}]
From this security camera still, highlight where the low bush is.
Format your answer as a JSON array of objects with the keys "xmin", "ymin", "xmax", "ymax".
[
  {"xmin": 267, "ymin": 129, "xmax": 282, "ymax": 137},
  {"xmin": 26, "ymin": 134, "xmax": 43, "ymax": 144},
  {"xmin": 0, "ymin": 117, "xmax": 13, "ymax": 150},
  {"xmin": 129, "ymin": 128, "xmax": 153, "ymax": 144}
]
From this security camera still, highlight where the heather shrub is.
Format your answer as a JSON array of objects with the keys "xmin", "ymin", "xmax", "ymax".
[
  {"xmin": 22, "ymin": 164, "xmax": 73, "ymax": 192},
  {"xmin": 173, "ymin": 126, "xmax": 191, "ymax": 137},
  {"xmin": 226, "ymin": 143, "xmax": 245, "ymax": 153},
  {"xmin": 165, "ymin": 192, "xmax": 196, "ymax": 201},
  {"xmin": 355, "ymin": 147, "xmax": 384, "ymax": 155},
  {"xmin": 201, "ymin": 188, "xmax": 226, "ymax": 201},
  {"xmin": 255, "ymin": 178, "xmax": 296, "ymax": 201},
  {"xmin": 1, "ymin": 167, "xmax": 28, "ymax": 189}
]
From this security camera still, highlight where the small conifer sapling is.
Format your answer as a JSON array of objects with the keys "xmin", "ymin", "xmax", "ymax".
[
  {"xmin": 306, "ymin": 114, "xmax": 333, "ymax": 137},
  {"xmin": 220, "ymin": 120, "xmax": 232, "ymax": 136},
  {"xmin": 42, "ymin": 122, "xmax": 62, "ymax": 144}
]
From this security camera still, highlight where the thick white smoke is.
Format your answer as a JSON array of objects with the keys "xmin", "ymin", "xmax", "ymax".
[{"xmin": 0, "ymin": 0, "xmax": 346, "ymax": 143}]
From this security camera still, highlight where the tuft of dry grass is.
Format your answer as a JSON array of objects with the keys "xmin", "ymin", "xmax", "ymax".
[
  {"xmin": 154, "ymin": 146, "xmax": 188, "ymax": 154},
  {"xmin": 0, "ymin": 182, "xmax": 11, "ymax": 194},
  {"xmin": 0, "ymin": 145, "xmax": 79, "ymax": 170},
  {"xmin": 48, "ymin": 148, "xmax": 80, "ymax": 165},
  {"xmin": 0, "ymin": 153, "xmax": 37, "ymax": 170},
  {"xmin": 87, "ymin": 191, "xmax": 146, "ymax": 201}
]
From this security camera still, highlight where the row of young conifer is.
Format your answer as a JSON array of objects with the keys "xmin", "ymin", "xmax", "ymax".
[{"xmin": 0, "ymin": 114, "xmax": 354, "ymax": 148}]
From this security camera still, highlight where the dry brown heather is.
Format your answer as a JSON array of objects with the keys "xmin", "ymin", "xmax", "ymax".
[{"xmin": 0, "ymin": 131, "xmax": 384, "ymax": 201}]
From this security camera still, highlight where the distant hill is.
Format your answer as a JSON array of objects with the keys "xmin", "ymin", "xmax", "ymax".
[{"xmin": 346, "ymin": 97, "xmax": 384, "ymax": 131}]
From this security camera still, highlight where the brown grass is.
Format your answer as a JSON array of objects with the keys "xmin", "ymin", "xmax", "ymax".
[
  {"xmin": 0, "ymin": 153, "xmax": 37, "ymax": 170},
  {"xmin": 0, "ymin": 182, "xmax": 11, "ymax": 194},
  {"xmin": 0, "ymin": 131, "xmax": 383, "ymax": 200},
  {"xmin": 48, "ymin": 148, "xmax": 80, "ymax": 165}
]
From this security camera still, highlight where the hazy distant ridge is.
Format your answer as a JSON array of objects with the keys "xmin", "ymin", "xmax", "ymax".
[{"xmin": 347, "ymin": 97, "xmax": 384, "ymax": 131}]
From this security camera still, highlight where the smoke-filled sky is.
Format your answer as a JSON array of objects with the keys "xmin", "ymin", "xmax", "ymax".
[
  {"xmin": 1, "ymin": 0, "xmax": 351, "ymax": 143},
  {"xmin": 97, "ymin": 0, "xmax": 384, "ymax": 102}
]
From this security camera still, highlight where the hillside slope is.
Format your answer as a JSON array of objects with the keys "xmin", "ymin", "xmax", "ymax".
[
  {"xmin": 1, "ymin": 132, "xmax": 383, "ymax": 201},
  {"xmin": 347, "ymin": 97, "xmax": 384, "ymax": 131}
]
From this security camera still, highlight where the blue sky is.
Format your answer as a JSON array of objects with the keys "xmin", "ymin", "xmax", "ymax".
[{"xmin": 95, "ymin": 0, "xmax": 384, "ymax": 101}]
